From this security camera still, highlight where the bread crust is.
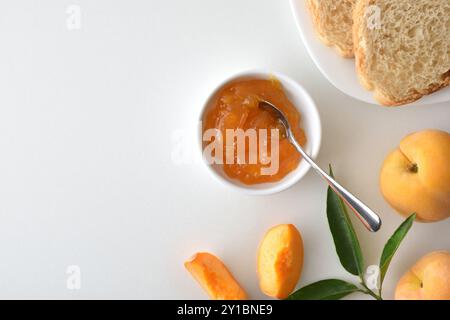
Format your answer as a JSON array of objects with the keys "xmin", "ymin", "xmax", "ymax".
[
  {"xmin": 307, "ymin": 0, "xmax": 355, "ymax": 58},
  {"xmin": 353, "ymin": 0, "xmax": 372, "ymax": 89},
  {"xmin": 353, "ymin": 0, "xmax": 450, "ymax": 106}
]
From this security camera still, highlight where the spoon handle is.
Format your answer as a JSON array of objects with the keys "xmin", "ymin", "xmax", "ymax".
[{"xmin": 290, "ymin": 138, "xmax": 382, "ymax": 232}]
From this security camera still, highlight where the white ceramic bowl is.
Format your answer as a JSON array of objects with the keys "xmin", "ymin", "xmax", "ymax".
[{"xmin": 199, "ymin": 70, "xmax": 322, "ymax": 195}]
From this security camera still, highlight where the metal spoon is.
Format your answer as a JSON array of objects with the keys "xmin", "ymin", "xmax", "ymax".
[{"xmin": 259, "ymin": 100, "xmax": 382, "ymax": 232}]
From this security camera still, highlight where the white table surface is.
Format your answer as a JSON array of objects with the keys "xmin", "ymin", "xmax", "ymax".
[{"xmin": 0, "ymin": 0, "xmax": 448, "ymax": 299}]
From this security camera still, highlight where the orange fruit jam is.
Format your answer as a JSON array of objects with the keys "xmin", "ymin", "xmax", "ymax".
[{"xmin": 202, "ymin": 78, "xmax": 307, "ymax": 185}]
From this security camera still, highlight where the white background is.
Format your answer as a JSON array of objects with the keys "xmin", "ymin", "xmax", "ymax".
[{"xmin": 0, "ymin": 0, "xmax": 448, "ymax": 299}]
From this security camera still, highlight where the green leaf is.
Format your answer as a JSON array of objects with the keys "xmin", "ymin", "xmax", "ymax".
[
  {"xmin": 379, "ymin": 213, "xmax": 416, "ymax": 285},
  {"xmin": 326, "ymin": 165, "xmax": 364, "ymax": 277},
  {"xmin": 287, "ymin": 279, "xmax": 360, "ymax": 300}
]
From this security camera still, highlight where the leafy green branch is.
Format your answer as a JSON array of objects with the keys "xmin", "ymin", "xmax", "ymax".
[{"xmin": 287, "ymin": 165, "xmax": 415, "ymax": 300}]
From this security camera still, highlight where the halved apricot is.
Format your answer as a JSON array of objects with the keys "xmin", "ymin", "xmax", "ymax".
[
  {"xmin": 257, "ymin": 224, "xmax": 304, "ymax": 299},
  {"xmin": 184, "ymin": 252, "xmax": 247, "ymax": 300}
]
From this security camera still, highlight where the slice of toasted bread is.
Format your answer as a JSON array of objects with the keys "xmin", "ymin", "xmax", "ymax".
[
  {"xmin": 354, "ymin": 0, "xmax": 450, "ymax": 106},
  {"xmin": 307, "ymin": 0, "xmax": 356, "ymax": 58}
]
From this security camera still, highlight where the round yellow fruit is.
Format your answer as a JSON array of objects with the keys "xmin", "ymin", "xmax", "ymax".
[
  {"xmin": 257, "ymin": 224, "xmax": 304, "ymax": 299},
  {"xmin": 395, "ymin": 251, "xmax": 450, "ymax": 300},
  {"xmin": 380, "ymin": 129, "xmax": 450, "ymax": 222}
]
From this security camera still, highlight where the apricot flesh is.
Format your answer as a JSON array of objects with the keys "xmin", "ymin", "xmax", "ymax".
[
  {"xmin": 257, "ymin": 224, "xmax": 304, "ymax": 299},
  {"xmin": 184, "ymin": 252, "xmax": 247, "ymax": 300}
]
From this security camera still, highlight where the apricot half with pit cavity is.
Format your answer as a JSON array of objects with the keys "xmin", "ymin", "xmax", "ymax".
[{"xmin": 257, "ymin": 224, "xmax": 304, "ymax": 299}]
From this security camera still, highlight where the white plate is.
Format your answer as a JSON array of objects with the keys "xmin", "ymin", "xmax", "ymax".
[{"xmin": 289, "ymin": 0, "xmax": 450, "ymax": 106}]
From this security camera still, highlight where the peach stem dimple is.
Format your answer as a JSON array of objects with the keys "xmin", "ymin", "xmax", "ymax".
[{"xmin": 408, "ymin": 163, "xmax": 418, "ymax": 173}]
